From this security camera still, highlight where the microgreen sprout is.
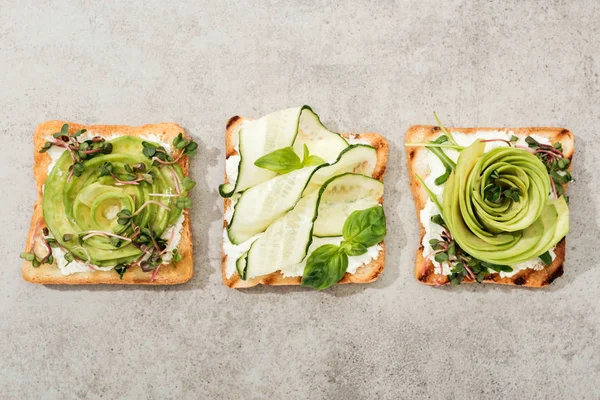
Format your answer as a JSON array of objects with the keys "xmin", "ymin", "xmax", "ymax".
[
  {"xmin": 483, "ymin": 169, "xmax": 522, "ymax": 203},
  {"xmin": 143, "ymin": 133, "xmax": 198, "ymax": 167},
  {"xmin": 524, "ymin": 136, "xmax": 572, "ymax": 199},
  {"xmin": 39, "ymin": 124, "xmax": 112, "ymax": 182},
  {"xmin": 424, "ymin": 214, "xmax": 513, "ymax": 285}
]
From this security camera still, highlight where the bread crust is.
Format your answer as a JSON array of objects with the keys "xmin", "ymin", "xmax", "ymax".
[
  {"xmin": 221, "ymin": 116, "xmax": 389, "ymax": 288},
  {"xmin": 21, "ymin": 121, "xmax": 194, "ymax": 285},
  {"xmin": 405, "ymin": 125, "xmax": 574, "ymax": 287}
]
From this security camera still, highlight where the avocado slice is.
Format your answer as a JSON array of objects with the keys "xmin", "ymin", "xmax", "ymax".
[
  {"xmin": 442, "ymin": 140, "xmax": 569, "ymax": 265},
  {"xmin": 43, "ymin": 136, "xmax": 185, "ymax": 267}
]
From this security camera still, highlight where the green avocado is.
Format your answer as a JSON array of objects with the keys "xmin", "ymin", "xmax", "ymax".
[
  {"xmin": 43, "ymin": 136, "xmax": 185, "ymax": 266},
  {"xmin": 442, "ymin": 140, "xmax": 569, "ymax": 265}
]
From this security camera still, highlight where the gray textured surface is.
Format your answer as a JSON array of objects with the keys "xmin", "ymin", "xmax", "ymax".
[{"xmin": 1, "ymin": 1, "xmax": 599, "ymax": 399}]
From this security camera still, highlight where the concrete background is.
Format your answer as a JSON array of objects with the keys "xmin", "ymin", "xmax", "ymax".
[{"xmin": 1, "ymin": 1, "xmax": 598, "ymax": 399}]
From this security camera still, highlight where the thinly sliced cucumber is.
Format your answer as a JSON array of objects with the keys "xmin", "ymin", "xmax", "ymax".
[
  {"xmin": 244, "ymin": 191, "xmax": 320, "ymax": 279},
  {"xmin": 227, "ymin": 166, "xmax": 320, "ymax": 244},
  {"xmin": 240, "ymin": 173, "xmax": 382, "ymax": 280},
  {"xmin": 236, "ymin": 252, "xmax": 248, "ymax": 280},
  {"xmin": 220, "ymin": 106, "xmax": 349, "ymax": 198},
  {"xmin": 292, "ymin": 107, "xmax": 348, "ymax": 163},
  {"xmin": 303, "ymin": 144, "xmax": 378, "ymax": 195},
  {"xmin": 313, "ymin": 173, "xmax": 384, "ymax": 237},
  {"xmin": 219, "ymin": 107, "xmax": 305, "ymax": 197}
]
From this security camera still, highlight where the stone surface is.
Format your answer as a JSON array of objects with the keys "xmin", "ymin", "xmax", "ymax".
[{"xmin": 1, "ymin": 1, "xmax": 599, "ymax": 399}]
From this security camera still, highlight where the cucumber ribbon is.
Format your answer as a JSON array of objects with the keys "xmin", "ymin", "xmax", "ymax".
[{"xmin": 441, "ymin": 140, "xmax": 569, "ymax": 265}]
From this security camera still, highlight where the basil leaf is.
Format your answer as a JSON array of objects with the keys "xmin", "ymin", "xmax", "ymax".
[
  {"xmin": 340, "ymin": 241, "xmax": 368, "ymax": 256},
  {"xmin": 303, "ymin": 154, "xmax": 325, "ymax": 167},
  {"xmin": 254, "ymin": 146, "xmax": 302, "ymax": 174},
  {"xmin": 301, "ymin": 244, "xmax": 348, "ymax": 290},
  {"xmin": 342, "ymin": 206, "xmax": 386, "ymax": 249}
]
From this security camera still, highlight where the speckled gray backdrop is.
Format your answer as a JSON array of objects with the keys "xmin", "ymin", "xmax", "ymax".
[{"xmin": 0, "ymin": 1, "xmax": 598, "ymax": 399}]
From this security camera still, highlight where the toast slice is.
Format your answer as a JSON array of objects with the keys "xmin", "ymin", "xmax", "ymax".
[
  {"xmin": 22, "ymin": 121, "xmax": 193, "ymax": 285},
  {"xmin": 405, "ymin": 125, "xmax": 574, "ymax": 287},
  {"xmin": 222, "ymin": 116, "xmax": 389, "ymax": 288}
]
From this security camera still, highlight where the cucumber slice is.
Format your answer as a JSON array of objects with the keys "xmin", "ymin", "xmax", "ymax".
[
  {"xmin": 236, "ymin": 252, "xmax": 248, "ymax": 280},
  {"xmin": 292, "ymin": 107, "xmax": 348, "ymax": 163},
  {"xmin": 227, "ymin": 166, "xmax": 320, "ymax": 244},
  {"xmin": 219, "ymin": 107, "xmax": 305, "ymax": 197},
  {"xmin": 304, "ymin": 144, "xmax": 377, "ymax": 195},
  {"xmin": 313, "ymin": 173, "xmax": 384, "ymax": 237},
  {"xmin": 240, "ymin": 173, "xmax": 382, "ymax": 280},
  {"xmin": 220, "ymin": 106, "xmax": 349, "ymax": 198},
  {"xmin": 244, "ymin": 191, "xmax": 320, "ymax": 279}
]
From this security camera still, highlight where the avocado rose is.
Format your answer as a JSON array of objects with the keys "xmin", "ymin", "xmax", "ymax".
[
  {"xmin": 43, "ymin": 136, "xmax": 191, "ymax": 268},
  {"xmin": 442, "ymin": 140, "xmax": 569, "ymax": 265}
]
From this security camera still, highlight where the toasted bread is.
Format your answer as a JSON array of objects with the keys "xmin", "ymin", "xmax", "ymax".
[
  {"xmin": 221, "ymin": 116, "xmax": 389, "ymax": 288},
  {"xmin": 405, "ymin": 125, "xmax": 574, "ymax": 287},
  {"xmin": 22, "ymin": 121, "xmax": 193, "ymax": 285}
]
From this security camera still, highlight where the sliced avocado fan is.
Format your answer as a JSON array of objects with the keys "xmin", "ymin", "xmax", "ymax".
[
  {"xmin": 442, "ymin": 140, "xmax": 569, "ymax": 265},
  {"xmin": 43, "ymin": 136, "xmax": 185, "ymax": 267}
]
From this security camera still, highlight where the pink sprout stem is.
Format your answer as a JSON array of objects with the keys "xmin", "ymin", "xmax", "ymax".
[
  {"xmin": 150, "ymin": 264, "xmax": 161, "ymax": 282},
  {"xmin": 549, "ymin": 175, "xmax": 558, "ymax": 199},
  {"xmin": 131, "ymin": 201, "xmax": 171, "ymax": 217},
  {"xmin": 151, "ymin": 154, "xmax": 184, "ymax": 166},
  {"xmin": 170, "ymin": 167, "xmax": 181, "ymax": 195},
  {"xmin": 160, "ymin": 229, "xmax": 176, "ymax": 256},
  {"xmin": 81, "ymin": 231, "xmax": 132, "ymax": 242}
]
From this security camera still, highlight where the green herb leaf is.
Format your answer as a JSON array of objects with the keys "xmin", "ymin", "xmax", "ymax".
[
  {"xmin": 503, "ymin": 187, "xmax": 521, "ymax": 202},
  {"xmin": 114, "ymin": 264, "xmax": 128, "ymax": 279},
  {"xmin": 538, "ymin": 251, "xmax": 552, "ymax": 266},
  {"xmin": 110, "ymin": 237, "xmax": 122, "ymax": 248},
  {"xmin": 434, "ymin": 252, "xmax": 449, "ymax": 262},
  {"xmin": 553, "ymin": 142, "xmax": 563, "ymax": 151},
  {"xmin": 72, "ymin": 162, "xmax": 85, "ymax": 177},
  {"xmin": 176, "ymin": 196, "xmax": 193, "ymax": 209},
  {"xmin": 39, "ymin": 142, "xmax": 53, "ymax": 153},
  {"xmin": 61, "ymin": 124, "xmax": 69, "ymax": 136},
  {"xmin": 254, "ymin": 146, "xmax": 303, "ymax": 174},
  {"xmin": 509, "ymin": 135, "xmax": 519, "ymax": 142},
  {"xmin": 64, "ymin": 252, "xmax": 74, "ymax": 263},
  {"xmin": 99, "ymin": 161, "xmax": 114, "ymax": 176},
  {"xmin": 142, "ymin": 142, "xmax": 157, "ymax": 158},
  {"xmin": 173, "ymin": 133, "xmax": 182, "ymax": 147},
  {"xmin": 301, "ymin": 244, "xmax": 348, "ymax": 290},
  {"xmin": 176, "ymin": 138, "xmax": 190, "ymax": 150},
  {"xmin": 183, "ymin": 141, "xmax": 198, "ymax": 156},
  {"xmin": 341, "ymin": 206, "xmax": 386, "ymax": 250},
  {"xmin": 340, "ymin": 241, "xmax": 368, "ymax": 256},
  {"xmin": 427, "ymin": 135, "xmax": 455, "ymax": 185},
  {"xmin": 182, "ymin": 177, "xmax": 196, "ymax": 191},
  {"xmin": 525, "ymin": 136, "xmax": 539, "ymax": 148},
  {"xmin": 62, "ymin": 233, "xmax": 73, "ymax": 242},
  {"xmin": 430, "ymin": 214, "xmax": 446, "ymax": 228},
  {"xmin": 172, "ymin": 248, "xmax": 182, "ymax": 266},
  {"xmin": 20, "ymin": 252, "xmax": 35, "ymax": 261}
]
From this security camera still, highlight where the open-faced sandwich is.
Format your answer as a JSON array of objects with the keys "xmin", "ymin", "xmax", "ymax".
[
  {"xmin": 220, "ymin": 106, "xmax": 388, "ymax": 289},
  {"xmin": 21, "ymin": 121, "xmax": 197, "ymax": 284},
  {"xmin": 405, "ymin": 115, "xmax": 573, "ymax": 287}
]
